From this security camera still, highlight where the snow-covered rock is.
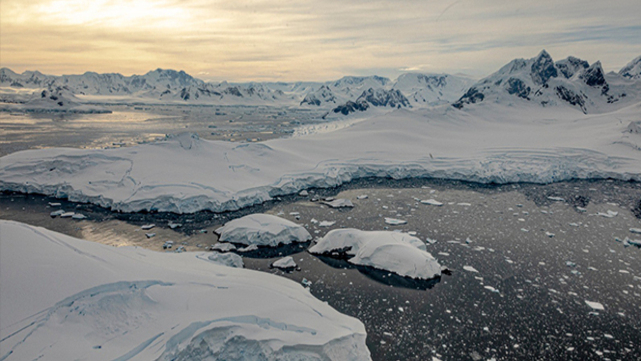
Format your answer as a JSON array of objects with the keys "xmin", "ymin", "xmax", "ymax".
[
  {"xmin": 309, "ymin": 229, "xmax": 441, "ymax": 279},
  {"xmin": 216, "ymin": 213, "xmax": 312, "ymax": 247},
  {"xmin": 207, "ymin": 251, "xmax": 244, "ymax": 268},
  {"xmin": 0, "ymin": 220, "xmax": 370, "ymax": 361}
]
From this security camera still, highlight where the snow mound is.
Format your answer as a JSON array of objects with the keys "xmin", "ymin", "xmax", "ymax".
[
  {"xmin": 207, "ymin": 252, "xmax": 244, "ymax": 268},
  {"xmin": 0, "ymin": 220, "xmax": 370, "ymax": 361},
  {"xmin": 216, "ymin": 213, "xmax": 312, "ymax": 247},
  {"xmin": 309, "ymin": 229, "xmax": 441, "ymax": 280}
]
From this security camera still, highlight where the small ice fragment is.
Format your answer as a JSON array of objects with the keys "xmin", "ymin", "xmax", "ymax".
[
  {"xmin": 463, "ymin": 266, "xmax": 479, "ymax": 273},
  {"xmin": 289, "ymin": 212, "xmax": 300, "ymax": 216},
  {"xmin": 584, "ymin": 300, "xmax": 604, "ymax": 310},
  {"xmin": 301, "ymin": 278, "xmax": 312, "ymax": 287},
  {"xmin": 141, "ymin": 224, "xmax": 155, "ymax": 230},
  {"xmin": 60, "ymin": 212, "xmax": 75, "ymax": 218},
  {"xmin": 211, "ymin": 243, "xmax": 236, "ymax": 252},
  {"xmin": 438, "ymin": 252, "xmax": 449, "ymax": 256},
  {"xmin": 356, "ymin": 195, "xmax": 368, "ymax": 200},
  {"xmin": 521, "ymin": 228, "xmax": 529, "ymax": 232},
  {"xmin": 71, "ymin": 213, "xmax": 86, "ymax": 220},
  {"xmin": 323, "ymin": 198, "xmax": 354, "ymax": 208},
  {"xmin": 319, "ymin": 220, "xmax": 336, "ymax": 227},
  {"xmin": 425, "ymin": 237, "xmax": 437, "ymax": 245},
  {"xmin": 384, "ymin": 217, "xmax": 407, "ymax": 225},
  {"xmin": 310, "ymin": 218, "xmax": 319, "ymax": 224},
  {"xmin": 50, "ymin": 209, "xmax": 65, "ymax": 217},
  {"xmin": 569, "ymin": 223, "xmax": 579, "ymax": 227},
  {"xmin": 548, "ymin": 196, "xmax": 565, "ymax": 202},
  {"xmin": 168, "ymin": 222, "xmax": 182, "ymax": 229},
  {"xmin": 457, "ymin": 202, "xmax": 471, "ymax": 206},
  {"xmin": 407, "ymin": 231, "xmax": 417, "ymax": 236},
  {"xmin": 566, "ymin": 261, "xmax": 576, "ymax": 267},
  {"xmin": 145, "ymin": 233, "xmax": 156, "ymax": 238},
  {"xmin": 597, "ymin": 210, "xmax": 618, "ymax": 218},
  {"xmin": 576, "ymin": 207, "xmax": 587, "ymax": 212},
  {"xmin": 484, "ymin": 286, "xmax": 499, "ymax": 293},
  {"xmin": 630, "ymin": 228, "xmax": 641, "ymax": 234},
  {"xmin": 271, "ymin": 256, "xmax": 297, "ymax": 270},
  {"xmin": 299, "ymin": 190, "xmax": 309, "ymax": 196},
  {"xmin": 545, "ymin": 232, "xmax": 555, "ymax": 238},
  {"xmin": 237, "ymin": 244, "xmax": 259, "ymax": 252},
  {"xmin": 48, "ymin": 202, "xmax": 61, "ymax": 207},
  {"xmin": 421, "ymin": 199, "xmax": 443, "ymax": 206}
]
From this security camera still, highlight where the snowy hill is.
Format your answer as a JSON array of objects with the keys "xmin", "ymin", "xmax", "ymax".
[
  {"xmin": 0, "ymin": 220, "xmax": 371, "ymax": 360},
  {"xmin": 452, "ymin": 50, "xmax": 641, "ymax": 113}
]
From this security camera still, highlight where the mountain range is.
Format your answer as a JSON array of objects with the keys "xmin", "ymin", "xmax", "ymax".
[{"xmin": 1, "ymin": 51, "xmax": 640, "ymax": 114}]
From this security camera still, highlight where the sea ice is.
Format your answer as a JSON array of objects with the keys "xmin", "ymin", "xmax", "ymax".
[
  {"xmin": 384, "ymin": 217, "xmax": 407, "ymax": 225},
  {"xmin": 421, "ymin": 199, "xmax": 443, "ymax": 206},
  {"xmin": 216, "ymin": 213, "xmax": 312, "ymax": 247},
  {"xmin": 323, "ymin": 198, "xmax": 354, "ymax": 208},
  {"xmin": 309, "ymin": 229, "xmax": 441, "ymax": 279},
  {"xmin": 271, "ymin": 256, "xmax": 298, "ymax": 270},
  {"xmin": 584, "ymin": 300, "xmax": 605, "ymax": 310},
  {"xmin": 207, "ymin": 251, "xmax": 244, "ymax": 268}
]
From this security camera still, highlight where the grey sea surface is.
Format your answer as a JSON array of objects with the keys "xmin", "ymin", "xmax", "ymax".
[{"xmin": 2, "ymin": 178, "xmax": 640, "ymax": 361}]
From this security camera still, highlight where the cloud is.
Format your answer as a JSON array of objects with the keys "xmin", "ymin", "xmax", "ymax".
[{"xmin": 1, "ymin": 0, "xmax": 640, "ymax": 81}]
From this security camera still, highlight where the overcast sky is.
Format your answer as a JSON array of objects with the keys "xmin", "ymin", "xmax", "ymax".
[{"xmin": 2, "ymin": 0, "xmax": 640, "ymax": 82}]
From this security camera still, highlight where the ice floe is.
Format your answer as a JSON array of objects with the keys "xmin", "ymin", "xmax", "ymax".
[
  {"xmin": 206, "ymin": 251, "xmax": 244, "ymax": 268},
  {"xmin": 216, "ymin": 213, "xmax": 312, "ymax": 247},
  {"xmin": 309, "ymin": 229, "xmax": 441, "ymax": 280}
]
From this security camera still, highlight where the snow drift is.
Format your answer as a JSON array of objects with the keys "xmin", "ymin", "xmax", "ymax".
[{"xmin": 0, "ymin": 220, "xmax": 370, "ymax": 361}]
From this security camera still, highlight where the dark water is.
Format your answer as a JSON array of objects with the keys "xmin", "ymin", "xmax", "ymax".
[{"xmin": 2, "ymin": 178, "xmax": 641, "ymax": 360}]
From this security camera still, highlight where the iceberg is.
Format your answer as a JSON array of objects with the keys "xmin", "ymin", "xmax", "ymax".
[
  {"xmin": 309, "ymin": 229, "xmax": 441, "ymax": 280},
  {"xmin": 215, "ymin": 213, "xmax": 312, "ymax": 247}
]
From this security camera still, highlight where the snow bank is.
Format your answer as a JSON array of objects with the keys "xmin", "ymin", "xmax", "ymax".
[
  {"xmin": 0, "ymin": 220, "xmax": 370, "ymax": 361},
  {"xmin": 308, "ymin": 229, "xmax": 441, "ymax": 280},
  {"xmin": 1, "ymin": 103, "xmax": 641, "ymax": 214},
  {"xmin": 216, "ymin": 213, "xmax": 312, "ymax": 247}
]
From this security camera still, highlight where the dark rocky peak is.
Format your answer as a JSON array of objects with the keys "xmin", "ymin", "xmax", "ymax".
[
  {"xmin": 331, "ymin": 100, "xmax": 369, "ymax": 115},
  {"xmin": 580, "ymin": 61, "xmax": 606, "ymax": 87},
  {"xmin": 556, "ymin": 56, "xmax": 589, "ymax": 78},
  {"xmin": 356, "ymin": 88, "xmax": 410, "ymax": 108},
  {"xmin": 530, "ymin": 50, "xmax": 558, "ymax": 85}
]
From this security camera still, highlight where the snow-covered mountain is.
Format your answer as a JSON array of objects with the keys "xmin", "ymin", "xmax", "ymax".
[
  {"xmin": 392, "ymin": 73, "xmax": 475, "ymax": 106},
  {"xmin": 452, "ymin": 50, "xmax": 641, "ymax": 113},
  {"xmin": 619, "ymin": 56, "xmax": 641, "ymax": 79},
  {"xmin": 328, "ymin": 88, "xmax": 411, "ymax": 116}
]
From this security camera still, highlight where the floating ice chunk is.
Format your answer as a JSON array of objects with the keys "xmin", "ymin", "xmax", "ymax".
[
  {"xmin": 407, "ymin": 231, "xmax": 417, "ymax": 235},
  {"xmin": 145, "ymin": 233, "xmax": 156, "ymax": 238},
  {"xmin": 566, "ymin": 261, "xmax": 576, "ymax": 267},
  {"xmin": 576, "ymin": 207, "xmax": 587, "ymax": 212},
  {"xmin": 548, "ymin": 196, "xmax": 565, "ymax": 202},
  {"xmin": 545, "ymin": 232, "xmax": 555, "ymax": 238},
  {"xmin": 271, "ymin": 256, "xmax": 298, "ymax": 270},
  {"xmin": 298, "ymin": 190, "xmax": 309, "ymax": 196},
  {"xmin": 463, "ymin": 266, "xmax": 479, "ymax": 273},
  {"xmin": 211, "ymin": 243, "xmax": 237, "ymax": 252},
  {"xmin": 168, "ymin": 222, "xmax": 182, "ymax": 229},
  {"xmin": 60, "ymin": 212, "xmax": 75, "ymax": 218},
  {"xmin": 50, "ymin": 209, "xmax": 65, "ymax": 217},
  {"xmin": 421, "ymin": 199, "xmax": 443, "ymax": 206},
  {"xmin": 584, "ymin": 300, "xmax": 605, "ymax": 310},
  {"xmin": 597, "ymin": 210, "xmax": 618, "ymax": 218},
  {"xmin": 319, "ymin": 220, "xmax": 336, "ymax": 227},
  {"xmin": 628, "ymin": 238, "xmax": 641, "ymax": 247},
  {"xmin": 457, "ymin": 202, "xmax": 471, "ymax": 206},
  {"xmin": 438, "ymin": 252, "xmax": 449, "ymax": 256},
  {"xmin": 425, "ymin": 237, "xmax": 437, "ymax": 245},
  {"xmin": 310, "ymin": 218, "xmax": 319, "ymax": 224},
  {"xmin": 323, "ymin": 198, "xmax": 354, "ymax": 208},
  {"xmin": 216, "ymin": 214, "xmax": 311, "ymax": 247},
  {"xmin": 484, "ymin": 286, "xmax": 499, "ymax": 293},
  {"xmin": 384, "ymin": 218, "xmax": 407, "ymax": 225},
  {"xmin": 569, "ymin": 222, "xmax": 579, "ymax": 227},
  {"xmin": 71, "ymin": 213, "xmax": 86, "ymax": 220},
  {"xmin": 289, "ymin": 212, "xmax": 300, "ymax": 216},
  {"xmin": 630, "ymin": 228, "xmax": 641, "ymax": 234},
  {"xmin": 356, "ymin": 195, "xmax": 368, "ymax": 200},
  {"xmin": 141, "ymin": 224, "xmax": 155, "ymax": 230},
  {"xmin": 521, "ymin": 228, "xmax": 529, "ymax": 232},
  {"xmin": 301, "ymin": 278, "xmax": 312, "ymax": 287},
  {"xmin": 309, "ymin": 229, "xmax": 441, "ymax": 279},
  {"xmin": 48, "ymin": 202, "xmax": 61, "ymax": 207},
  {"xmin": 207, "ymin": 252, "xmax": 244, "ymax": 268},
  {"xmin": 237, "ymin": 244, "xmax": 259, "ymax": 252}
]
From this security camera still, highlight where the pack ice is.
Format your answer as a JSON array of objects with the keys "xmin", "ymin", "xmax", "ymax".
[
  {"xmin": 0, "ymin": 220, "xmax": 370, "ymax": 361},
  {"xmin": 308, "ymin": 229, "xmax": 442, "ymax": 280},
  {"xmin": 215, "ymin": 213, "xmax": 312, "ymax": 247}
]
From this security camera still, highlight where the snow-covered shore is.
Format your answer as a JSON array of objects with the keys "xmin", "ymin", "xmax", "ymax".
[
  {"xmin": 0, "ymin": 220, "xmax": 370, "ymax": 360},
  {"xmin": 1, "ymin": 102, "xmax": 640, "ymax": 213}
]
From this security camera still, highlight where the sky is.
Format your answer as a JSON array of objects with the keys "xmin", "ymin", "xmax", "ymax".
[{"xmin": 1, "ymin": 0, "xmax": 640, "ymax": 82}]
